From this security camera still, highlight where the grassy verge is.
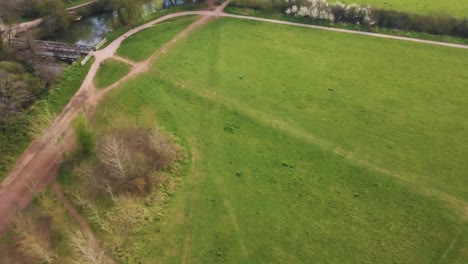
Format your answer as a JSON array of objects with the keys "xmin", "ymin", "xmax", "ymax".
[
  {"xmin": 103, "ymin": 4, "xmax": 208, "ymax": 49},
  {"xmin": 116, "ymin": 16, "xmax": 198, "ymax": 61},
  {"xmin": 94, "ymin": 58, "xmax": 131, "ymax": 89},
  {"xmin": 0, "ymin": 58, "xmax": 94, "ymax": 178},
  {"xmin": 61, "ymin": 17, "xmax": 467, "ymax": 262},
  {"xmin": 225, "ymin": 6, "xmax": 468, "ymax": 45}
]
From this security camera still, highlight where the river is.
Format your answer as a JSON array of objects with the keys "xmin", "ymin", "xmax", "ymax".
[{"xmin": 49, "ymin": 0, "xmax": 187, "ymax": 46}]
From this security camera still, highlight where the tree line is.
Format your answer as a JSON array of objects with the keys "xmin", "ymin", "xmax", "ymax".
[
  {"xmin": 0, "ymin": 0, "xmax": 154, "ymax": 126},
  {"xmin": 0, "ymin": 0, "xmax": 155, "ymax": 33},
  {"xmin": 231, "ymin": 0, "xmax": 468, "ymax": 38}
]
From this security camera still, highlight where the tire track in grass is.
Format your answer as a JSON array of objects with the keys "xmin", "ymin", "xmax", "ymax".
[
  {"xmin": 437, "ymin": 237, "xmax": 458, "ymax": 263},
  {"xmin": 181, "ymin": 146, "xmax": 200, "ymax": 264},
  {"xmin": 223, "ymin": 200, "xmax": 249, "ymax": 261}
]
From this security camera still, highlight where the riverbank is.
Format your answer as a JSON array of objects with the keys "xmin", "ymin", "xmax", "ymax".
[{"xmin": 0, "ymin": 2, "xmax": 211, "ymax": 181}]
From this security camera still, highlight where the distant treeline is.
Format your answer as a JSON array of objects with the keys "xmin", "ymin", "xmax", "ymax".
[
  {"xmin": 0, "ymin": 0, "xmax": 159, "ymax": 32},
  {"xmin": 372, "ymin": 9, "xmax": 468, "ymax": 38},
  {"xmin": 230, "ymin": 0, "xmax": 468, "ymax": 38}
]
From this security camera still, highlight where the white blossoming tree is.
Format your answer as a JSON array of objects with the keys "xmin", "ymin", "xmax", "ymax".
[{"xmin": 285, "ymin": 0, "xmax": 374, "ymax": 25}]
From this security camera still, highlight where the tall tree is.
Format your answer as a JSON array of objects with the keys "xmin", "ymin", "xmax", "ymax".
[
  {"xmin": 0, "ymin": 61, "xmax": 44, "ymax": 125},
  {"xmin": 38, "ymin": 0, "xmax": 71, "ymax": 32},
  {"xmin": 14, "ymin": 215, "xmax": 56, "ymax": 263},
  {"xmin": 108, "ymin": 0, "xmax": 148, "ymax": 26},
  {"xmin": 98, "ymin": 134, "xmax": 131, "ymax": 179}
]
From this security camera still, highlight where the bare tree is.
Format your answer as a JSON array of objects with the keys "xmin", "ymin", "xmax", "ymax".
[
  {"xmin": 98, "ymin": 135, "xmax": 130, "ymax": 179},
  {"xmin": 74, "ymin": 161, "xmax": 99, "ymax": 186},
  {"xmin": 14, "ymin": 215, "xmax": 56, "ymax": 263},
  {"xmin": 70, "ymin": 230, "xmax": 108, "ymax": 264}
]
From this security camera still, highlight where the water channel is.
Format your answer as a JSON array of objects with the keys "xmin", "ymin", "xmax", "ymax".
[{"xmin": 48, "ymin": 0, "xmax": 187, "ymax": 46}]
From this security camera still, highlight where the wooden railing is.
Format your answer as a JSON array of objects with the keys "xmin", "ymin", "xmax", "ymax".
[
  {"xmin": 94, "ymin": 37, "xmax": 107, "ymax": 50},
  {"xmin": 81, "ymin": 51, "xmax": 94, "ymax": 66}
]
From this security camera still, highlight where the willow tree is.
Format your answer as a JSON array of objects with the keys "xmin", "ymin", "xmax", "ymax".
[{"xmin": 109, "ymin": 0, "xmax": 151, "ymax": 26}]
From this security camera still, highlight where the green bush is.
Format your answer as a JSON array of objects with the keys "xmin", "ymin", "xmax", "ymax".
[{"xmin": 72, "ymin": 114, "xmax": 95, "ymax": 154}]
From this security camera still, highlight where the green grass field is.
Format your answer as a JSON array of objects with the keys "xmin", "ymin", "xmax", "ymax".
[
  {"xmin": 350, "ymin": 0, "xmax": 468, "ymax": 18},
  {"xmin": 116, "ymin": 16, "xmax": 198, "ymax": 62},
  {"xmin": 77, "ymin": 17, "xmax": 468, "ymax": 263},
  {"xmin": 94, "ymin": 59, "xmax": 131, "ymax": 89}
]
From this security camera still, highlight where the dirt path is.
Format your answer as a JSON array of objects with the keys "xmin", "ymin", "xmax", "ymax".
[
  {"xmin": 112, "ymin": 55, "xmax": 137, "ymax": 66},
  {"xmin": 0, "ymin": 1, "xmax": 228, "ymax": 236},
  {"xmin": 51, "ymin": 182, "xmax": 116, "ymax": 263},
  {"xmin": 2, "ymin": 0, "xmax": 467, "ymax": 236}
]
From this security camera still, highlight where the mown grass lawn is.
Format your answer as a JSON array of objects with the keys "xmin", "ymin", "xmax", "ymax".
[
  {"xmin": 94, "ymin": 58, "xmax": 131, "ymax": 89},
  {"xmin": 116, "ymin": 16, "xmax": 198, "ymax": 62},
  {"xmin": 83, "ymin": 17, "xmax": 467, "ymax": 263}
]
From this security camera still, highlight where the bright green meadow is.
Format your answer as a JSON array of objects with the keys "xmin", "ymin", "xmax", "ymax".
[
  {"xmin": 116, "ymin": 16, "xmax": 198, "ymax": 62},
  {"xmin": 72, "ymin": 17, "xmax": 468, "ymax": 263},
  {"xmin": 94, "ymin": 59, "xmax": 131, "ymax": 89}
]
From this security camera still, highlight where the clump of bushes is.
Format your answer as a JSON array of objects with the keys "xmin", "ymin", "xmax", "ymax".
[
  {"xmin": 73, "ymin": 124, "xmax": 184, "ymax": 198},
  {"xmin": 69, "ymin": 123, "xmax": 185, "ymax": 262},
  {"xmin": 0, "ymin": 61, "xmax": 45, "ymax": 125},
  {"xmin": 73, "ymin": 114, "xmax": 96, "ymax": 154}
]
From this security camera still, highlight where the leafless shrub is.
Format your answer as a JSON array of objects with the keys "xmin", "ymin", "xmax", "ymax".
[
  {"xmin": 14, "ymin": 215, "xmax": 56, "ymax": 263},
  {"xmin": 70, "ymin": 230, "xmax": 108, "ymax": 264},
  {"xmin": 148, "ymin": 129, "xmax": 179, "ymax": 170},
  {"xmin": 98, "ymin": 135, "xmax": 130, "ymax": 179},
  {"xmin": 91, "ymin": 126, "xmax": 183, "ymax": 197}
]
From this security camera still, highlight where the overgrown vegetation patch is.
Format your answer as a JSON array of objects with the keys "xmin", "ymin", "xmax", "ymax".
[
  {"xmin": 57, "ymin": 115, "xmax": 187, "ymax": 262},
  {"xmin": 0, "ymin": 189, "xmax": 110, "ymax": 263},
  {"xmin": 0, "ymin": 59, "xmax": 93, "ymax": 178}
]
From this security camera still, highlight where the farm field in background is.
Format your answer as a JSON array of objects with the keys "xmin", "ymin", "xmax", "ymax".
[
  {"xmin": 349, "ymin": 0, "xmax": 468, "ymax": 18},
  {"xmin": 79, "ymin": 17, "xmax": 468, "ymax": 262}
]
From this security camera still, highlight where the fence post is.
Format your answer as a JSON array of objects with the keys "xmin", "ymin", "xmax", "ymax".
[
  {"xmin": 81, "ymin": 51, "xmax": 94, "ymax": 66},
  {"xmin": 94, "ymin": 37, "xmax": 107, "ymax": 50}
]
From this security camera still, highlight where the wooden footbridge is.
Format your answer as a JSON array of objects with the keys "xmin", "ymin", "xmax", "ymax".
[{"xmin": 10, "ymin": 38, "xmax": 93, "ymax": 60}]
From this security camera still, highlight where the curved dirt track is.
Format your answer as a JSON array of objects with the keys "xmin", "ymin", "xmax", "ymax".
[
  {"xmin": 1, "ymin": 0, "xmax": 468, "ymax": 235},
  {"xmin": 0, "ymin": 2, "xmax": 228, "ymax": 236},
  {"xmin": 222, "ymin": 13, "xmax": 468, "ymax": 49}
]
